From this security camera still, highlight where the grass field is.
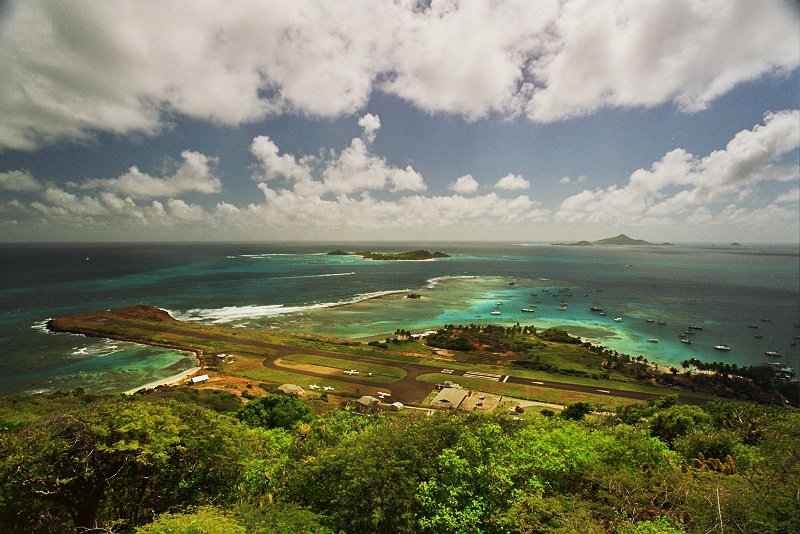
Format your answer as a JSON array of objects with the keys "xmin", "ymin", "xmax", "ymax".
[{"xmin": 278, "ymin": 354, "xmax": 406, "ymax": 383}]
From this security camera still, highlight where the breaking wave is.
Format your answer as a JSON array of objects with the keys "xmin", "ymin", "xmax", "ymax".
[{"xmin": 170, "ymin": 288, "xmax": 411, "ymax": 324}]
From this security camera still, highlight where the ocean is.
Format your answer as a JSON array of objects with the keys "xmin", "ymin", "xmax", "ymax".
[{"xmin": 1, "ymin": 241, "xmax": 798, "ymax": 396}]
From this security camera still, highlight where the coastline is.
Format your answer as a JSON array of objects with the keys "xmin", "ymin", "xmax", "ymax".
[{"xmin": 124, "ymin": 366, "xmax": 202, "ymax": 394}]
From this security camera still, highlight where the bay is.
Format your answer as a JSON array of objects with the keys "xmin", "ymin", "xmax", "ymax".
[{"xmin": 1, "ymin": 241, "xmax": 798, "ymax": 396}]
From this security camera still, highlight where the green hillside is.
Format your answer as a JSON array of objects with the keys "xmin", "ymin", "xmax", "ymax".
[{"xmin": 1, "ymin": 390, "xmax": 798, "ymax": 533}]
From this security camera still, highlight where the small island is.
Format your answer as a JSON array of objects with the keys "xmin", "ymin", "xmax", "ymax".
[
  {"xmin": 327, "ymin": 249, "xmax": 449, "ymax": 260},
  {"xmin": 552, "ymin": 234, "xmax": 673, "ymax": 246}
]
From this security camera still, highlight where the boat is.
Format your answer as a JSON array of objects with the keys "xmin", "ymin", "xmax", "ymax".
[
  {"xmin": 558, "ymin": 306, "xmax": 568, "ymax": 311},
  {"xmin": 521, "ymin": 308, "xmax": 536, "ymax": 313},
  {"xmin": 681, "ymin": 339, "xmax": 692, "ymax": 344},
  {"xmin": 614, "ymin": 317, "xmax": 623, "ymax": 322},
  {"xmin": 490, "ymin": 311, "xmax": 501, "ymax": 315},
  {"xmin": 590, "ymin": 305, "xmax": 604, "ymax": 312},
  {"xmin": 765, "ymin": 340, "xmax": 782, "ymax": 357},
  {"xmin": 648, "ymin": 338, "xmax": 659, "ymax": 343},
  {"xmin": 687, "ymin": 325, "xmax": 703, "ymax": 330},
  {"xmin": 713, "ymin": 334, "xmax": 731, "ymax": 351},
  {"xmin": 646, "ymin": 318, "xmax": 654, "ymax": 323},
  {"xmin": 754, "ymin": 334, "xmax": 763, "ymax": 339}
]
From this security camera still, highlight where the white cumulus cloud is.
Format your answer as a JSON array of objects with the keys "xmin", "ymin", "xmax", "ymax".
[
  {"xmin": 80, "ymin": 150, "xmax": 221, "ymax": 199},
  {"xmin": 555, "ymin": 109, "xmax": 800, "ymax": 226},
  {"xmin": 0, "ymin": 0, "xmax": 795, "ymax": 149},
  {"xmin": 358, "ymin": 113, "xmax": 381, "ymax": 143},
  {"xmin": 449, "ymin": 174, "xmax": 480, "ymax": 194},
  {"xmin": 251, "ymin": 127, "xmax": 426, "ymax": 196},
  {"xmin": 495, "ymin": 173, "xmax": 530, "ymax": 190}
]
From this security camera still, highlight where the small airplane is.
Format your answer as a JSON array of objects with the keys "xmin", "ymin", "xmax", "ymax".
[
  {"xmin": 344, "ymin": 369, "xmax": 359, "ymax": 375},
  {"xmin": 323, "ymin": 386, "xmax": 334, "ymax": 391},
  {"xmin": 377, "ymin": 391, "xmax": 391, "ymax": 399},
  {"xmin": 308, "ymin": 384, "xmax": 320, "ymax": 390}
]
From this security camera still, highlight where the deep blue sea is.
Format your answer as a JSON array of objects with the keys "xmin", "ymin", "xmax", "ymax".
[{"xmin": 1, "ymin": 241, "xmax": 798, "ymax": 396}]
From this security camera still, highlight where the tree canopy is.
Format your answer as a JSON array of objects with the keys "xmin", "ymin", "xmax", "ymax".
[{"xmin": 1, "ymin": 391, "xmax": 798, "ymax": 533}]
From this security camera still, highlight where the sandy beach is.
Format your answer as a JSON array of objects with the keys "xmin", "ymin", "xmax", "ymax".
[{"xmin": 124, "ymin": 366, "xmax": 202, "ymax": 394}]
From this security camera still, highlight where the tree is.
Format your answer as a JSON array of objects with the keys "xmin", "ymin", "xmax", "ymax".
[
  {"xmin": 560, "ymin": 401, "xmax": 593, "ymax": 421},
  {"xmin": 0, "ymin": 397, "xmax": 253, "ymax": 532},
  {"xmin": 236, "ymin": 394, "xmax": 315, "ymax": 431},
  {"xmin": 135, "ymin": 506, "xmax": 246, "ymax": 534},
  {"xmin": 286, "ymin": 414, "xmax": 464, "ymax": 533}
]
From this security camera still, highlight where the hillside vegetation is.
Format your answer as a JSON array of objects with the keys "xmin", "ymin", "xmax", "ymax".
[{"xmin": 0, "ymin": 390, "xmax": 797, "ymax": 533}]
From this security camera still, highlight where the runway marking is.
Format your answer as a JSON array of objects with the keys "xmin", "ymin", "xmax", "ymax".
[
  {"xmin": 441, "ymin": 369, "xmax": 454, "ymax": 374},
  {"xmin": 464, "ymin": 371, "xmax": 503, "ymax": 382},
  {"xmin": 596, "ymin": 389, "xmax": 611, "ymax": 394},
  {"xmin": 502, "ymin": 375, "xmax": 509, "ymax": 382},
  {"xmin": 531, "ymin": 381, "xmax": 544, "ymax": 385}
]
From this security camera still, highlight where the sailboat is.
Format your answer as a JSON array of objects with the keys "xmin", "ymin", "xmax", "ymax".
[
  {"xmin": 713, "ymin": 333, "xmax": 731, "ymax": 351},
  {"xmin": 765, "ymin": 339, "xmax": 782, "ymax": 358}
]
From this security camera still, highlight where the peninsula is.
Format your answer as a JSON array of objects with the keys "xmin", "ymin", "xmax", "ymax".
[{"xmin": 327, "ymin": 249, "xmax": 449, "ymax": 260}]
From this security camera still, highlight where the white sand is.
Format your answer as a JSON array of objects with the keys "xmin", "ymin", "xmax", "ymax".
[{"xmin": 124, "ymin": 366, "xmax": 202, "ymax": 394}]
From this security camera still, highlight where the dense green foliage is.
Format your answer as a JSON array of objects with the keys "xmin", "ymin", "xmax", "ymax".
[
  {"xmin": 235, "ymin": 393, "xmax": 315, "ymax": 430},
  {"xmin": 1, "ymin": 390, "xmax": 798, "ymax": 533}
]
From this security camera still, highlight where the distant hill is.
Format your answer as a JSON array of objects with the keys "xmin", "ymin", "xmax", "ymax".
[
  {"xmin": 552, "ymin": 234, "xmax": 673, "ymax": 246},
  {"xmin": 327, "ymin": 249, "xmax": 449, "ymax": 260},
  {"xmin": 593, "ymin": 234, "xmax": 653, "ymax": 246}
]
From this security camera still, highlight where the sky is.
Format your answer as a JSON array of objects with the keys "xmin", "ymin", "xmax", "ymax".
[{"xmin": 0, "ymin": 0, "xmax": 798, "ymax": 244}]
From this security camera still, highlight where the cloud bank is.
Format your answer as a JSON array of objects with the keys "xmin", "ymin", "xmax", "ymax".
[
  {"xmin": 556, "ymin": 110, "xmax": 800, "ymax": 226},
  {"xmin": 2, "ymin": 111, "xmax": 796, "ymax": 241},
  {"xmin": 0, "ymin": 0, "xmax": 796, "ymax": 150}
]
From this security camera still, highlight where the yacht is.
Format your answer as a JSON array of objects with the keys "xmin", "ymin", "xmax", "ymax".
[{"xmin": 713, "ymin": 334, "xmax": 731, "ymax": 351}]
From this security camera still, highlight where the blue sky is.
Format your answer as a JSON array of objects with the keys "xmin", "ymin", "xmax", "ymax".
[{"xmin": 0, "ymin": 0, "xmax": 798, "ymax": 243}]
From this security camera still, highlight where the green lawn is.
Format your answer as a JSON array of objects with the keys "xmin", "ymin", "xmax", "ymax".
[{"xmin": 279, "ymin": 353, "xmax": 406, "ymax": 383}]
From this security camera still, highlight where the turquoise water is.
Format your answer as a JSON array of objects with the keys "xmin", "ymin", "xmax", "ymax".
[{"xmin": 1, "ymin": 242, "xmax": 798, "ymax": 395}]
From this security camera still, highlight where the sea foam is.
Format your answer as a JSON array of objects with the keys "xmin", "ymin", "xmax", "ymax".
[{"xmin": 171, "ymin": 288, "xmax": 411, "ymax": 324}]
